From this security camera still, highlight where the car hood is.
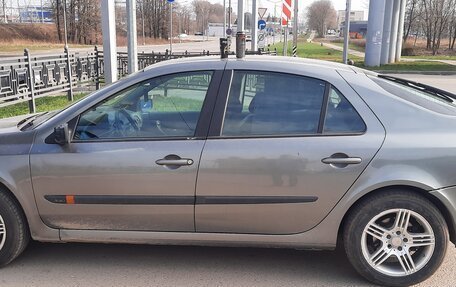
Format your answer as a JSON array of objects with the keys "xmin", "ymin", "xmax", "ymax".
[{"xmin": 0, "ymin": 115, "xmax": 35, "ymax": 155}]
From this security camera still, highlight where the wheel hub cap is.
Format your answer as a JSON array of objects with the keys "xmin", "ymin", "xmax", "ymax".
[
  {"xmin": 391, "ymin": 236, "xmax": 402, "ymax": 248},
  {"xmin": 361, "ymin": 208, "xmax": 435, "ymax": 277}
]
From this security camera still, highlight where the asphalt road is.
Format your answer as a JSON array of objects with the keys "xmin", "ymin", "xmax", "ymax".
[{"xmin": 0, "ymin": 241, "xmax": 455, "ymax": 287}]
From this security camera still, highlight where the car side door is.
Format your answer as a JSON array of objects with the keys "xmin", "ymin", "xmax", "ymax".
[
  {"xmin": 195, "ymin": 68, "xmax": 385, "ymax": 235},
  {"xmin": 30, "ymin": 69, "xmax": 223, "ymax": 232}
]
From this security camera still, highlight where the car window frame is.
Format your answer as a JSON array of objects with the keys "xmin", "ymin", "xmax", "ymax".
[
  {"xmin": 208, "ymin": 69, "xmax": 367, "ymax": 139},
  {"xmin": 69, "ymin": 70, "xmax": 224, "ymax": 143}
]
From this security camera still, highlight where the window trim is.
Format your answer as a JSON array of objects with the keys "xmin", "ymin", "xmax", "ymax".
[
  {"xmin": 70, "ymin": 70, "xmax": 223, "ymax": 143},
  {"xmin": 208, "ymin": 70, "xmax": 367, "ymax": 139}
]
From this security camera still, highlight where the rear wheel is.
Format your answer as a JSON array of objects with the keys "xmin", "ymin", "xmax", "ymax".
[
  {"xmin": 344, "ymin": 190, "xmax": 448, "ymax": 287},
  {"xmin": 0, "ymin": 190, "xmax": 30, "ymax": 267}
]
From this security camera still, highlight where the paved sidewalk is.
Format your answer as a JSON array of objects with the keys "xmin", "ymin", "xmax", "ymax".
[{"xmin": 320, "ymin": 42, "xmax": 365, "ymax": 58}]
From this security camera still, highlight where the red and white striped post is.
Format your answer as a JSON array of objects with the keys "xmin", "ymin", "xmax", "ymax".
[{"xmin": 281, "ymin": 0, "xmax": 292, "ymax": 56}]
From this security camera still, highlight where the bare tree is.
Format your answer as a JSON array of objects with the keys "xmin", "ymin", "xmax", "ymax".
[
  {"xmin": 50, "ymin": 0, "xmax": 101, "ymax": 45},
  {"xmin": 421, "ymin": 0, "xmax": 455, "ymax": 54},
  {"xmin": 306, "ymin": 0, "xmax": 336, "ymax": 38}
]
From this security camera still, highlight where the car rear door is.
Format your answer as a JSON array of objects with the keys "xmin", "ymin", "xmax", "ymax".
[
  {"xmin": 30, "ymin": 69, "xmax": 223, "ymax": 232},
  {"xmin": 195, "ymin": 66, "xmax": 385, "ymax": 235}
]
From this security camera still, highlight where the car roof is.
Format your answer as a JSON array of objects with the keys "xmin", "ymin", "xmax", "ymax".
[{"xmin": 144, "ymin": 55, "xmax": 373, "ymax": 75}]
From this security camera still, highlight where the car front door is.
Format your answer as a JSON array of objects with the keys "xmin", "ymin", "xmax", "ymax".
[
  {"xmin": 195, "ymin": 69, "xmax": 385, "ymax": 235},
  {"xmin": 31, "ymin": 70, "xmax": 222, "ymax": 232}
]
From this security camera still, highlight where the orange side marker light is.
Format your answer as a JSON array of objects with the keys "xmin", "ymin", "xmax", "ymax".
[{"xmin": 66, "ymin": 195, "xmax": 75, "ymax": 204}]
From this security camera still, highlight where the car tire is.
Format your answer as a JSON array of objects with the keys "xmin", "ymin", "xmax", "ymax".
[
  {"xmin": 343, "ymin": 190, "xmax": 448, "ymax": 287},
  {"xmin": 0, "ymin": 189, "xmax": 30, "ymax": 267}
]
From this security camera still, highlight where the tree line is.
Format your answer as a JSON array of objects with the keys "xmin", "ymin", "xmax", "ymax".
[
  {"xmin": 404, "ymin": 0, "xmax": 456, "ymax": 53},
  {"xmin": 50, "ymin": 0, "xmax": 226, "ymax": 45}
]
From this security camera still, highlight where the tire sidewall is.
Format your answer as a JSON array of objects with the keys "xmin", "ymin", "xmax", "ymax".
[
  {"xmin": 0, "ymin": 195, "xmax": 25, "ymax": 266},
  {"xmin": 345, "ymin": 194, "xmax": 448, "ymax": 287}
]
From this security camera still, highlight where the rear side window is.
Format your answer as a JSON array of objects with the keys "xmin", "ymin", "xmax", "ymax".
[
  {"xmin": 222, "ymin": 71, "xmax": 326, "ymax": 136},
  {"xmin": 324, "ymin": 87, "xmax": 366, "ymax": 133},
  {"xmin": 371, "ymin": 76, "xmax": 456, "ymax": 115},
  {"xmin": 221, "ymin": 71, "xmax": 366, "ymax": 137}
]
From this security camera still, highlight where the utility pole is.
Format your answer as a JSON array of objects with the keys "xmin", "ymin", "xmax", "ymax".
[
  {"xmin": 101, "ymin": 0, "xmax": 117, "ymax": 83},
  {"xmin": 141, "ymin": 0, "xmax": 146, "ymax": 46},
  {"xmin": 292, "ymin": 0, "xmax": 298, "ymax": 56},
  {"xmin": 342, "ymin": 0, "xmax": 351, "ymax": 64},
  {"xmin": 251, "ymin": 0, "xmax": 258, "ymax": 51},
  {"xmin": 2, "ymin": 0, "xmax": 7, "ymax": 23},
  {"xmin": 169, "ymin": 1, "xmax": 173, "ymax": 53},
  {"xmin": 63, "ymin": 0, "xmax": 68, "ymax": 47},
  {"xmin": 380, "ymin": 0, "xmax": 393, "ymax": 65},
  {"xmin": 395, "ymin": 0, "xmax": 407, "ymax": 62},
  {"xmin": 40, "ymin": 0, "xmax": 44, "ymax": 23},
  {"xmin": 237, "ymin": 0, "xmax": 244, "ymax": 32},
  {"xmin": 365, "ymin": 0, "xmax": 386, "ymax": 67},
  {"xmin": 228, "ymin": 0, "xmax": 231, "ymax": 30},
  {"xmin": 388, "ymin": 0, "xmax": 400, "ymax": 63},
  {"xmin": 126, "ymin": 0, "xmax": 138, "ymax": 74},
  {"xmin": 223, "ymin": 0, "xmax": 226, "ymax": 37}
]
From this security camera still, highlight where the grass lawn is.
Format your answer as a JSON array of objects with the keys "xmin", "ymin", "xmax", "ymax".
[
  {"xmin": 356, "ymin": 61, "xmax": 456, "ymax": 72},
  {"xmin": 270, "ymin": 40, "xmax": 456, "ymax": 72},
  {"xmin": 0, "ymin": 93, "xmax": 88, "ymax": 119},
  {"xmin": 403, "ymin": 55, "xmax": 456, "ymax": 61},
  {"xmin": 270, "ymin": 40, "xmax": 363, "ymax": 63},
  {"xmin": 325, "ymin": 41, "xmax": 366, "ymax": 53}
]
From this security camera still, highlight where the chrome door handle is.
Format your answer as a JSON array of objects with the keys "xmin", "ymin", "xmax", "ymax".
[
  {"xmin": 156, "ymin": 158, "xmax": 194, "ymax": 166},
  {"xmin": 156, "ymin": 154, "xmax": 194, "ymax": 167},
  {"xmin": 321, "ymin": 157, "xmax": 362, "ymax": 165}
]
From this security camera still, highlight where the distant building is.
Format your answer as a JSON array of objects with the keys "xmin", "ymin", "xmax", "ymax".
[
  {"xmin": 340, "ymin": 20, "xmax": 368, "ymax": 38},
  {"xmin": 337, "ymin": 10, "xmax": 364, "ymax": 31}
]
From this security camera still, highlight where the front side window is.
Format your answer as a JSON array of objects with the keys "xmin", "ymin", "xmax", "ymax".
[
  {"xmin": 74, "ymin": 71, "xmax": 213, "ymax": 140},
  {"xmin": 222, "ymin": 71, "xmax": 326, "ymax": 136}
]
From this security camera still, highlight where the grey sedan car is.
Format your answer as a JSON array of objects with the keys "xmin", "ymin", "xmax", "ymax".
[{"xmin": 0, "ymin": 56, "xmax": 455, "ymax": 286}]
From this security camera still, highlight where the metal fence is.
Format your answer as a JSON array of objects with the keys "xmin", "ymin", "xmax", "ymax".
[{"xmin": 0, "ymin": 47, "xmax": 277, "ymax": 113}]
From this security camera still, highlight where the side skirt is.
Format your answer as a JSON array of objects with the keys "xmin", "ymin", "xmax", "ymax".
[{"xmin": 59, "ymin": 229, "xmax": 336, "ymax": 250}]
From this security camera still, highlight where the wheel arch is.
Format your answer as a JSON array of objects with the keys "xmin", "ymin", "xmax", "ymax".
[
  {"xmin": 0, "ymin": 181, "xmax": 30, "ymax": 232},
  {"xmin": 337, "ymin": 185, "xmax": 456, "ymax": 245}
]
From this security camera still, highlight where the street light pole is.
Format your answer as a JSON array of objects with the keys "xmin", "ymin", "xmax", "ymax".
[
  {"xmin": 343, "ymin": 0, "xmax": 351, "ymax": 64},
  {"xmin": 169, "ymin": 1, "xmax": 173, "ymax": 53},
  {"xmin": 223, "ymin": 0, "xmax": 226, "ymax": 37},
  {"xmin": 142, "ymin": 0, "xmax": 146, "ymax": 46},
  {"xmin": 63, "ymin": 0, "xmax": 68, "ymax": 47}
]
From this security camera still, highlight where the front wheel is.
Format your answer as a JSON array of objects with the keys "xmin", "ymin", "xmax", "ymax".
[
  {"xmin": 0, "ymin": 190, "xmax": 29, "ymax": 267},
  {"xmin": 344, "ymin": 190, "xmax": 448, "ymax": 287}
]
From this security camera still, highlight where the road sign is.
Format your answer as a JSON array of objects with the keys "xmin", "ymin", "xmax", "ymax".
[
  {"xmin": 258, "ymin": 19, "xmax": 266, "ymax": 30},
  {"xmin": 258, "ymin": 32, "xmax": 266, "ymax": 49},
  {"xmin": 258, "ymin": 7, "xmax": 267, "ymax": 19},
  {"xmin": 226, "ymin": 28, "xmax": 232, "ymax": 36},
  {"xmin": 167, "ymin": 0, "xmax": 174, "ymax": 2}
]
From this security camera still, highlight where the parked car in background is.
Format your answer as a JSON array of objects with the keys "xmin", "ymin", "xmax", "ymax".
[{"xmin": 0, "ymin": 55, "xmax": 455, "ymax": 287}]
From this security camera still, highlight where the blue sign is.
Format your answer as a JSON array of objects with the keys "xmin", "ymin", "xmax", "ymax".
[
  {"xmin": 167, "ymin": 0, "xmax": 174, "ymax": 2},
  {"xmin": 258, "ymin": 20, "xmax": 267, "ymax": 30}
]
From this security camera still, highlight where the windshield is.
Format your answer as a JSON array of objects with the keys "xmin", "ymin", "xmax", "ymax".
[{"xmin": 370, "ymin": 76, "xmax": 456, "ymax": 115}]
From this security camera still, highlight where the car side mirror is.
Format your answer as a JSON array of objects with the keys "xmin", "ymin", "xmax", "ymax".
[{"xmin": 54, "ymin": 123, "xmax": 70, "ymax": 145}]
